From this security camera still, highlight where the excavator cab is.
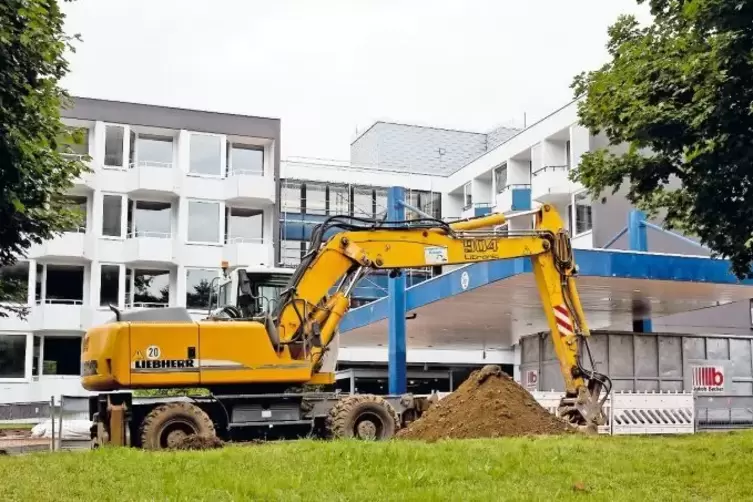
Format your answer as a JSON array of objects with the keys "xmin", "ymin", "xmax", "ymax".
[{"xmin": 210, "ymin": 265, "xmax": 296, "ymax": 319}]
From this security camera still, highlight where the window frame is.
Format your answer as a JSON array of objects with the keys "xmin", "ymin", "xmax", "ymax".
[
  {"xmin": 494, "ymin": 163, "xmax": 508, "ymax": 194},
  {"xmin": 103, "ymin": 123, "xmax": 129, "ymax": 170},
  {"xmin": 187, "ymin": 199, "xmax": 224, "ymax": 245},
  {"xmin": 0, "ymin": 333, "xmax": 31, "ymax": 383},
  {"xmin": 572, "ymin": 190, "xmax": 593, "ymax": 236},
  {"xmin": 462, "ymin": 182, "xmax": 473, "ymax": 209},
  {"xmin": 99, "ymin": 263, "xmax": 123, "ymax": 309},
  {"xmin": 227, "ymin": 142, "xmax": 265, "ymax": 176},
  {"xmin": 185, "ymin": 267, "xmax": 220, "ymax": 311},
  {"xmin": 188, "ymin": 132, "xmax": 226, "ymax": 178},
  {"xmin": 101, "ymin": 193, "xmax": 127, "ymax": 239}
]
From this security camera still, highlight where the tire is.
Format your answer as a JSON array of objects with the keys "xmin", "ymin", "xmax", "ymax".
[
  {"xmin": 140, "ymin": 402, "xmax": 216, "ymax": 450},
  {"xmin": 326, "ymin": 395, "xmax": 400, "ymax": 440}
]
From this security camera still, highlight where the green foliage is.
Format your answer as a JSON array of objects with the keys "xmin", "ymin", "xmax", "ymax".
[
  {"xmin": 0, "ymin": 0, "xmax": 88, "ymax": 318},
  {"xmin": 133, "ymin": 388, "xmax": 211, "ymax": 398},
  {"xmin": 571, "ymin": 0, "xmax": 753, "ymax": 278}
]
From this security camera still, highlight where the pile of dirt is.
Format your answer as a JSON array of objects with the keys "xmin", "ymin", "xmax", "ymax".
[
  {"xmin": 172, "ymin": 434, "xmax": 224, "ymax": 451},
  {"xmin": 397, "ymin": 365, "xmax": 575, "ymax": 441}
]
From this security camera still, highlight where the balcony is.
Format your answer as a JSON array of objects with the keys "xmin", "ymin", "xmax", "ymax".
[
  {"xmin": 127, "ymin": 162, "xmax": 182, "ymax": 199},
  {"xmin": 224, "ymin": 170, "xmax": 276, "ymax": 206},
  {"xmin": 223, "ymin": 237, "xmax": 273, "ymax": 268},
  {"xmin": 27, "ymin": 229, "xmax": 94, "ymax": 262},
  {"xmin": 63, "ymin": 154, "xmax": 96, "ymax": 191},
  {"xmin": 30, "ymin": 300, "xmax": 90, "ymax": 332},
  {"xmin": 530, "ymin": 165, "xmax": 572, "ymax": 204},
  {"xmin": 124, "ymin": 231, "xmax": 175, "ymax": 265},
  {"xmin": 461, "ymin": 203, "xmax": 492, "ymax": 219},
  {"xmin": 495, "ymin": 184, "xmax": 532, "ymax": 213}
]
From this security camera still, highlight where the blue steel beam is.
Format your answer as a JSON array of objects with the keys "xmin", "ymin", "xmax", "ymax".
[
  {"xmin": 627, "ymin": 210, "xmax": 652, "ymax": 332},
  {"xmin": 339, "ymin": 248, "xmax": 753, "ymax": 333},
  {"xmin": 386, "ymin": 186, "xmax": 407, "ymax": 394}
]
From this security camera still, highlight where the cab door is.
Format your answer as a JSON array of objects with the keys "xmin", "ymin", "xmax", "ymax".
[{"xmin": 129, "ymin": 322, "xmax": 200, "ymax": 387}]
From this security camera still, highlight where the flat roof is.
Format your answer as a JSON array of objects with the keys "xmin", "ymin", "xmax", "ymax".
[{"xmin": 339, "ymin": 249, "xmax": 753, "ymax": 351}]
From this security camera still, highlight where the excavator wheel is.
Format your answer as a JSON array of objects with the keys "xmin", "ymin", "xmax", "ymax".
[
  {"xmin": 326, "ymin": 394, "xmax": 400, "ymax": 440},
  {"xmin": 140, "ymin": 402, "xmax": 216, "ymax": 450}
]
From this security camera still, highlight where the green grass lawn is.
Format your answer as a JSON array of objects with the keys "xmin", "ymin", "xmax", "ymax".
[{"xmin": 1, "ymin": 431, "xmax": 751, "ymax": 501}]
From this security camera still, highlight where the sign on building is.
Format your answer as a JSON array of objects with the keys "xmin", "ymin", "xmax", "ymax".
[
  {"xmin": 524, "ymin": 369, "xmax": 538, "ymax": 391},
  {"xmin": 691, "ymin": 365, "xmax": 725, "ymax": 392},
  {"xmin": 686, "ymin": 359, "xmax": 732, "ymax": 394}
]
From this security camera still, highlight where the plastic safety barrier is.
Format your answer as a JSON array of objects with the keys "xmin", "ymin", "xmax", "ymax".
[{"xmin": 531, "ymin": 390, "xmax": 694, "ymax": 435}]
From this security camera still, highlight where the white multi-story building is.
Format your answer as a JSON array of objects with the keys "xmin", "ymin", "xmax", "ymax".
[{"xmin": 0, "ymin": 97, "xmax": 280, "ymax": 403}]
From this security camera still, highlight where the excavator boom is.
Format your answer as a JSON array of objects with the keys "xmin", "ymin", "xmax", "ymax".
[{"xmin": 271, "ymin": 205, "xmax": 611, "ymax": 429}]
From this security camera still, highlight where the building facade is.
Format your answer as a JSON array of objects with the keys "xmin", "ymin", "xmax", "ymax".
[{"xmin": 0, "ymin": 97, "xmax": 281, "ymax": 403}]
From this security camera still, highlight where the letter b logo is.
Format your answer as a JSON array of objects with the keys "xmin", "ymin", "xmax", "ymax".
[{"xmin": 711, "ymin": 368, "xmax": 724, "ymax": 386}]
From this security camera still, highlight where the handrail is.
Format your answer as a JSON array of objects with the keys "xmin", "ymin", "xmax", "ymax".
[
  {"xmin": 531, "ymin": 165, "xmax": 569, "ymax": 177},
  {"xmin": 129, "ymin": 161, "xmax": 173, "ymax": 169}
]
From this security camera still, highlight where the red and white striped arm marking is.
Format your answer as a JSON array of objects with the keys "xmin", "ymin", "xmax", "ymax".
[{"xmin": 553, "ymin": 304, "xmax": 574, "ymax": 337}]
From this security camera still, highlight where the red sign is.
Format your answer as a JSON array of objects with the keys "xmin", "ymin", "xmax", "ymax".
[
  {"xmin": 525, "ymin": 370, "xmax": 538, "ymax": 390},
  {"xmin": 692, "ymin": 366, "xmax": 725, "ymax": 392}
]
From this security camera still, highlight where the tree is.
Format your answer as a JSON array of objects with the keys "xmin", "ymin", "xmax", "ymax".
[
  {"xmin": 0, "ymin": 0, "xmax": 87, "ymax": 317},
  {"xmin": 570, "ymin": 0, "xmax": 753, "ymax": 278}
]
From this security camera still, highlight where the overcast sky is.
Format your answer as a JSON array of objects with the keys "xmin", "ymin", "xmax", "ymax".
[{"xmin": 60, "ymin": 0, "xmax": 650, "ymax": 160}]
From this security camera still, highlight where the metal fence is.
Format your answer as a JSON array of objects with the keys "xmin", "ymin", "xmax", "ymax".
[{"xmin": 0, "ymin": 395, "xmax": 90, "ymax": 453}]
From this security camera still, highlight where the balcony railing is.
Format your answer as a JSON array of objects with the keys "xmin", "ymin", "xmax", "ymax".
[
  {"xmin": 225, "ymin": 236, "xmax": 264, "ymax": 244},
  {"xmin": 127, "ymin": 302, "xmax": 169, "ymax": 309},
  {"xmin": 35, "ymin": 298, "xmax": 84, "ymax": 306},
  {"xmin": 532, "ymin": 165, "xmax": 569, "ymax": 177},
  {"xmin": 227, "ymin": 168, "xmax": 264, "ymax": 177},
  {"xmin": 498, "ymin": 183, "xmax": 532, "ymax": 193},
  {"xmin": 129, "ymin": 161, "xmax": 173, "ymax": 169},
  {"xmin": 128, "ymin": 230, "xmax": 171, "ymax": 239}
]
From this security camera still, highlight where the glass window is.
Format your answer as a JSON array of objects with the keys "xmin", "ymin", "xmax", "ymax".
[
  {"xmin": 566, "ymin": 140, "xmax": 572, "ymax": 169},
  {"xmin": 304, "ymin": 183, "xmax": 327, "ymax": 215},
  {"xmin": 130, "ymin": 200, "xmax": 171, "ymax": 237},
  {"xmin": 42, "ymin": 337, "xmax": 81, "ymax": 375},
  {"xmin": 100, "ymin": 265, "xmax": 120, "ymax": 307},
  {"xmin": 374, "ymin": 188, "xmax": 388, "ymax": 218},
  {"xmin": 428, "ymin": 192, "xmax": 442, "ymax": 219},
  {"xmin": 463, "ymin": 183, "xmax": 473, "ymax": 208},
  {"xmin": 136, "ymin": 134, "xmax": 173, "ymax": 165},
  {"xmin": 574, "ymin": 192, "xmax": 593, "ymax": 234},
  {"xmin": 44, "ymin": 265, "xmax": 84, "ymax": 303},
  {"xmin": 186, "ymin": 269, "xmax": 217, "ymax": 310},
  {"xmin": 281, "ymin": 181, "xmax": 302, "ymax": 212},
  {"xmin": 352, "ymin": 187, "xmax": 373, "ymax": 218},
  {"xmin": 58, "ymin": 126, "xmax": 89, "ymax": 156},
  {"xmin": 329, "ymin": 185, "xmax": 349, "ymax": 215},
  {"xmin": 226, "ymin": 207, "xmax": 263, "ymax": 242},
  {"xmin": 494, "ymin": 164, "xmax": 508, "ymax": 193},
  {"xmin": 229, "ymin": 144, "xmax": 264, "ymax": 175},
  {"xmin": 280, "ymin": 240, "xmax": 304, "ymax": 266},
  {"xmin": 62, "ymin": 195, "xmax": 87, "ymax": 232},
  {"xmin": 130, "ymin": 269, "xmax": 170, "ymax": 307},
  {"xmin": 102, "ymin": 195, "xmax": 123, "ymax": 237},
  {"xmin": 188, "ymin": 201, "xmax": 220, "ymax": 243},
  {"xmin": 104, "ymin": 125, "xmax": 125, "ymax": 167},
  {"xmin": 190, "ymin": 134, "xmax": 222, "ymax": 176},
  {"xmin": 0, "ymin": 335, "xmax": 26, "ymax": 378},
  {"xmin": 0, "ymin": 262, "xmax": 29, "ymax": 304}
]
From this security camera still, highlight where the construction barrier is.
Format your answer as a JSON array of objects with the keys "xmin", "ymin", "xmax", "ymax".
[{"xmin": 530, "ymin": 390, "xmax": 695, "ymax": 435}]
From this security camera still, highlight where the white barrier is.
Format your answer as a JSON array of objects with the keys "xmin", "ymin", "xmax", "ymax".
[{"xmin": 530, "ymin": 390, "xmax": 695, "ymax": 435}]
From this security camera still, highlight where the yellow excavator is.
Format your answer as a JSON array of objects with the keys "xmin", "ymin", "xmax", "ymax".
[{"xmin": 81, "ymin": 205, "xmax": 611, "ymax": 449}]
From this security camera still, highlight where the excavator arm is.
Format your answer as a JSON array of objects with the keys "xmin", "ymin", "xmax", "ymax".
[{"xmin": 271, "ymin": 205, "xmax": 611, "ymax": 430}]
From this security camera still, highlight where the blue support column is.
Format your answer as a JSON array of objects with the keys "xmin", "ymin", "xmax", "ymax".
[
  {"xmin": 387, "ymin": 186, "xmax": 407, "ymax": 394},
  {"xmin": 628, "ymin": 209, "xmax": 652, "ymax": 332}
]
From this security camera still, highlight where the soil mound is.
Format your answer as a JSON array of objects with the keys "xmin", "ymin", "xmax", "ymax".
[
  {"xmin": 397, "ymin": 365, "xmax": 575, "ymax": 441},
  {"xmin": 172, "ymin": 434, "xmax": 224, "ymax": 451}
]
